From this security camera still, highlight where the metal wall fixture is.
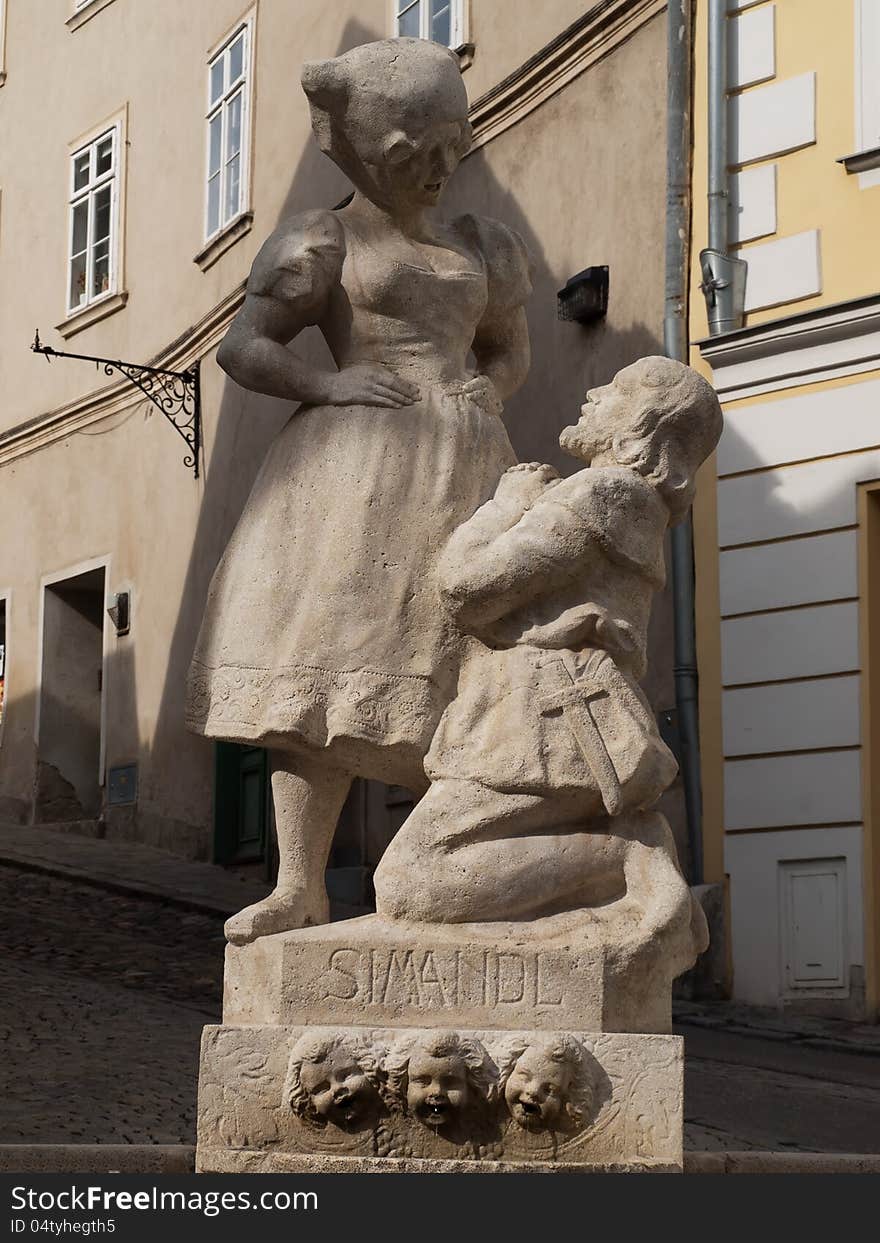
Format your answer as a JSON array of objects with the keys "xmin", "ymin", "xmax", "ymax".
[
  {"xmin": 557, "ymin": 266, "xmax": 609, "ymax": 323},
  {"xmin": 30, "ymin": 331, "xmax": 202, "ymax": 477},
  {"xmin": 108, "ymin": 763, "xmax": 138, "ymax": 807},
  {"xmin": 107, "ymin": 591, "xmax": 130, "ymax": 636},
  {"xmin": 699, "ymin": 248, "xmax": 748, "ymax": 336}
]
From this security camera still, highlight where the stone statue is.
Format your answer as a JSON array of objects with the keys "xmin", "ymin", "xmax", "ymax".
[
  {"xmin": 373, "ymin": 356, "xmax": 723, "ymax": 925},
  {"xmin": 186, "ymin": 38, "xmax": 532, "ymax": 945},
  {"xmin": 193, "ymin": 37, "xmax": 725, "ymax": 1175}
]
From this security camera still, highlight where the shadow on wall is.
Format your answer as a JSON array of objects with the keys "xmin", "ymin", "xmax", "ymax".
[
  {"xmin": 0, "ymin": 682, "xmax": 37, "ymax": 824},
  {"xmin": 1, "ymin": 5, "xmax": 805, "ymax": 878},
  {"xmin": 147, "ymin": 21, "xmax": 716, "ymax": 869},
  {"xmin": 150, "ymin": 19, "xmax": 373, "ymax": 861},
  {"xmin": 0, "ymin": 632, "xmax": 223, "ymax": 860},
  {"xmin": 0, "ymin": 639, "xmax": 137, "ymax": 827},
  {"xmin": 445, "ymin": 142, "xmax": 664, "ymax": 475}
]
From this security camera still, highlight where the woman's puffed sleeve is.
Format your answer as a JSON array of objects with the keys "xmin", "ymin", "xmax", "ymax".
[
  {"xmin": 459, "ymin": 213, "xmax": 534, "ymax": 314},
  {"xmin": 246, "ymin": 209, "xmax": 346, "ymax": 324}
]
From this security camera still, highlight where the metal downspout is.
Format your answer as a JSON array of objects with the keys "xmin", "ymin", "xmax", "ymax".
[
  {"xmin": 707, "ymin": 0, "xmax": 729, "ymax": 256},
  {"xmin": 664, "ymin": 0, "xmax": 704, "ymax": 884},
  {"xmin": 701, "ymin": 0, "xmax": 747, "ymax": 333}
]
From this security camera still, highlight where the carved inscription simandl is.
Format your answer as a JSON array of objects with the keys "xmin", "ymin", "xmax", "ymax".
[{"xmin": 322, "ymin": 947, "xmax": 568, "ymax": 1011}]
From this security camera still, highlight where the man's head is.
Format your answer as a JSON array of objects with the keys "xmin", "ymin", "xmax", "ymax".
[{"xmin": 559, "ymin": 357, "xmax": 723, "ymax": 522}]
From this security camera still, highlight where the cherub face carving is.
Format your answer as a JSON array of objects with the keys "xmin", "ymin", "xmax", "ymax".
[
  {"xmin": 498, "ymin": 1034, "xmax": 592, "ymax": 1132},
  {"xmin": 385, "ymin": 1031, "xmax": 494, "ymax": 1131},
  {"xmin": 286, "ymin": 1032, "xmax": 381, "ymax": 1132},
  {"xmin": 406, "ymin": 1048, "xmax": 471, "ymax": 1129},
  {"xmin": 503, "ymin": 1044, "xmax": 575, "ymax": 1131}
]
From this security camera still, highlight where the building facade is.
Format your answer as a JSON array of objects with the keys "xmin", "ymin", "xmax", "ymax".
[
  {"xmin": 691, "ymin": 0, "xmax": 880, "ymax": 1018},
  {"xmin": 0, "ymin": 1, "xmax": 681, "ymax": 896}
]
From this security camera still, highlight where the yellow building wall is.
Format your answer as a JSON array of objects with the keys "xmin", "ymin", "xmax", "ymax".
[
  {"xmin": 690, "ymin": 1, "xmax": 880, "ymax": 1015},
  {"xmin": 691, "ymin": 0, "xmax": 880, "ymax": 344}
]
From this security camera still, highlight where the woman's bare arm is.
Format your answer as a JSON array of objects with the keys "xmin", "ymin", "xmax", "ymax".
[
  {"xmin": 218, "ymin": 293, "xmax": 420, "ymax": 408},
  {"xmin": 217, "ymin": 293, "xmax": 332, "ymax": 402}
]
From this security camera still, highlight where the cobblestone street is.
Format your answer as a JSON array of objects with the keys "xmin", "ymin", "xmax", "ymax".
[
  {"xmin": 2, "ymin": 862, "xmax": 880, "ymax": 1153},
  {"xmin": 0, "ymin": 865, "xmax": 223, "ymax": 1144}
]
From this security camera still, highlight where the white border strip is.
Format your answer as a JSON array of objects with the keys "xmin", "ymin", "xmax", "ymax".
[{"xmin": 699, "ymin": 297, "xmax": 880, "ymax": 400}]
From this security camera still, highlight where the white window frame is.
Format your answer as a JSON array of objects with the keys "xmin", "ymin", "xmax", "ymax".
[
  {"xmin": 849, "ymin": 0, "xmax": 880, "ymax": 187},
  {"xmin": 204, "ymin": 14, "xmax": 254, "ymax": 246},
  {"xmin": 856, "ymin": 0, "xmax": 880, "ymax": 150},
  {"xmin": 66, "ymin": 123, "xmax": 121, "ymax": 316},
  {"xmin": 392, "ymin": 0, "xmax": 466, "ymax": 49}
]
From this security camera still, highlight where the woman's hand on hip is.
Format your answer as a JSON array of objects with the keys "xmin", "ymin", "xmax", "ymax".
[
  {"xmin": 321, "ymin": 364, "xmax": 421, "ymax": 408},
  {"xmin": 461, "ymin": 374, "xmax": 503, "ymax": 418}
]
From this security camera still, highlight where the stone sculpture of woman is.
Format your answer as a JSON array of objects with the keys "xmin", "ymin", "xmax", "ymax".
[{"xmin": 186, "ymin": 38, "xmax": 532, "ymax": 944}]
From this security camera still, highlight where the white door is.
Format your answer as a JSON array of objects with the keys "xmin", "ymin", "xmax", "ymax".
[{"xmin": 779, "ymin": 858, "xmax": 848, "ymax": 995}]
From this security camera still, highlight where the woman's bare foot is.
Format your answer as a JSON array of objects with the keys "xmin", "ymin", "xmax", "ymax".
[{"xmin": 224, "ymin": 886, "xmax": 329, "ymax": 945}]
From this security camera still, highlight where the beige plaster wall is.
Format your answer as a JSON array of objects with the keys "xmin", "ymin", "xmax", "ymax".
[
  {"xmin": 0, "ymin": 1, "xmax": 676, "ymax": 860},
  {"xmin": 0, "ymin": 0, "xmax": 382, "ymax": 433},
  {"xmin": 0, "ymin": 0, "xmax": 601, "ymax": 432},
  {"xmin": 463, "ymin": 0, "xmax": 598, "ymax": 100}
]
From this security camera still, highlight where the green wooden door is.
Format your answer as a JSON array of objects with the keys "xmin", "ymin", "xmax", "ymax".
[{"xmin": 213, "ymin": 742, "xmax": 268, "ymax": 864}]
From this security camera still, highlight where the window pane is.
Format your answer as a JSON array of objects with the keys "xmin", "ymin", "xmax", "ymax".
[
  {"xmin": 228, "ymin": 33, "xmax": 245, "ymax": 85},
  {"xmin": 430, "ymin": 1, "xmax": 451, "ymax": 45},
  {"xmin": 226, "ymin": 92, "xmax": 242, "ymax": 160},
  {"xmin": 207, "ymin": 173, "xmax": 221, "ymax": 236},
  {"xmin": 208, "ymin": 112, "xmax": 222, "ymax": 177},
  {"xmin": 71, "ymin": 200, "xmax": 89, "ymax": 257},
  {"xmin": 92, "ymin": 239, "xmax": 111, "ymax": 297},
  {"xmin": 73, "ymin": 152, "xmax": 91, "ymax": 192},
  {"xmin": 398, "ymin": 1, "xmax": 421, "ymax": 37},
  {"xmin": 93, "ymin": 186, "xmax": 112, "ymax": 244},
  {"xmin": 210, "ymin": 56, "xmax": 224, "ymax": 106},
  {"xmin": 95, "ymin": 134, "xmax": 114, "ymax": 177},
  {"xmin": 224, "ymin": 153, "xmax": 240, "ymax": 222},
  {"xmin": 69, "ymin": 252, "xmax": 87, "ymax": 308}
]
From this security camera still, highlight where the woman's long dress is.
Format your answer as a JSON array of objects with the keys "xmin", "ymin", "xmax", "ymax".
[{"xmin": 185, "ymin": 208, "xmax": 529, "ymax": 786}]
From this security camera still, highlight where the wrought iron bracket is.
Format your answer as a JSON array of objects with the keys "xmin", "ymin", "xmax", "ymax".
[{"xmin": 31, "ymin": 330, "xmax": 202, "ymax": 478}]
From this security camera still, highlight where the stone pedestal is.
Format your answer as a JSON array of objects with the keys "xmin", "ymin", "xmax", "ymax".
[
  {"xmin": 197, "ymin": 1024, "xmax": 682, "ymax": 1173},
  {"xmin": 196, "ymin": 908, "xmax": 695, "ymax": 1173},
  {"xmin": 222, "ymin": 901, "xmax": 700, "ymax": 1034}
]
